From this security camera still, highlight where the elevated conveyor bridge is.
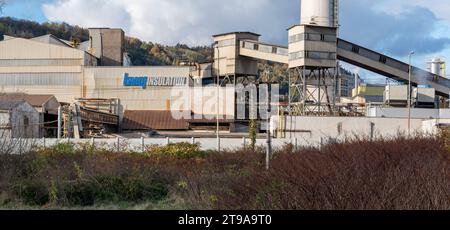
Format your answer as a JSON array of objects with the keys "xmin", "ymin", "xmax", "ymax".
[{"xmin": 236, "ymin": 38, "xmax": 450, "ymax": 97}]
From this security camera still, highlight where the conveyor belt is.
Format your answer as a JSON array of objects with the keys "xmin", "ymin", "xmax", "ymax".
[
  {"xmin": 337, "ymin": 39, "xmax": 450, "ymax": 97},
  {"xmin": 236, "ymin": 38, "xmax": 450, "ymax": 97},
  {"xmin": 239, "ymin": 40, "xmax": 289, "ymax": 64}
]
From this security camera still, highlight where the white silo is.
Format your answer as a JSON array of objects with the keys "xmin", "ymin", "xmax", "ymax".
[
  {"xmin": 428, "ymin": 58, "xmax": 445, "ymax": 77},
  {"xmin": 300, "ymin": 0, "xmax": 339, "ymax": 27}
]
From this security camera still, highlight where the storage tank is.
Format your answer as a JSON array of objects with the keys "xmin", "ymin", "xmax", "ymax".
[
  {"xmin": 300, "ymin": 0, "xmax": 339, "ymax": 27},
  {"xmin": 428, "ymin": 58, "xmax": 445, "ymax": 77}
]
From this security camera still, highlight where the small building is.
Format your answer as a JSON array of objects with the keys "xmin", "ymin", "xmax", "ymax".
[
  {"xmin": 352, "ymin": 84, "xmax": 385, "ymax": 104},
  {"xmin": 0, "ymin": 101, "xmax": 40, "ymax": 138},
  {"xmin": 0, "ymin": 94, "xmax": 60, "ymax": 137}
]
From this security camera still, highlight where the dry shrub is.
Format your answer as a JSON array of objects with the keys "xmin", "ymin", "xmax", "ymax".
[
  {"xmin": 197, "ymin": 136, "xmax": 450, "ymax": 210},
  {"xmin": 1, "ymin": 136, "xmax": 449, "ymax": 210}
]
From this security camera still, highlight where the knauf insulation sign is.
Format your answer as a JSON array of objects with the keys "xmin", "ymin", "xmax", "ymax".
[{"xmin": 123, "ymin": 73, "xmax": 187, "ymax": 89}]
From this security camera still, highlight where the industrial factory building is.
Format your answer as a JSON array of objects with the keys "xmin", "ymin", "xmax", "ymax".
[
  {"xmin": 0, "ymin": 28, "xmax": 192, "ymax": 108},
  {"xmin": 0, "ymin": 28, "xmax": 238, "ymax": 138},
  {"xmin": 1, "ymin": 0, "xmax": 450, "ymax": 140}
]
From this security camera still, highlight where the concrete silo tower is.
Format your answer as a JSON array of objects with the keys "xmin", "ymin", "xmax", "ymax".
[
  {"xmin": 288, "ymin": 0, "xmax": 340, "ymax": 115},
  {"xmin": 300, "ymin": 0, "xmax": 339, "ymax": 28}
]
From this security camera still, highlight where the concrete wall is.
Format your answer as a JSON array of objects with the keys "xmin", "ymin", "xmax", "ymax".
[
  {"xmin": 271, "ymin": 116, "xmax": 428, "ymax": 145},
  {"xmin": 367, "ymin": 107, "xmax": 450, "ymax": 119},
  {"xmin": 28, "ymin": 137, "xmax": 295, "ymax": 152}
]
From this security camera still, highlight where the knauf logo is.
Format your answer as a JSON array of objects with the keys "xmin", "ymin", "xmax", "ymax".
[{"xmin": 123, "ymin": 73, "xmax": 148, "ymax": 89}]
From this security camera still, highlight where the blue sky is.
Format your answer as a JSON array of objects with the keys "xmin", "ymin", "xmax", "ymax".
[
  {"xmin": 2, "ymin": 0, "xmax": 51, "ymax": 22},
  {"xmin": 2, "ymin": 0, "xmax": 450, "ymax": 82}
]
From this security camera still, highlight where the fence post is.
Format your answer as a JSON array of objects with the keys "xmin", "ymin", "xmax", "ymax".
[
  {"xmin": 217, "ymin": 137, "xmax": 221, "ymax": 152},
  {"xmin": 43, "ymin": 137, "xmax": 46, "ymax": 149},
  {"xmin": 117, "ymin": 137, "xmax": 120, "ymax": 152},
  {"xmin": 320, "ymin": 137, "xmax": 323, "ymax": 151},
  {"xmin": 91, "ymin": 137, "xmax": 95, "ymax": 146},
  {"xmin": 191, "ymin": 137, "xmax": 196, "ymax": 145},
  {"xmin": 294, "ymin": 137, "xmax": 298, "ymax": 152},
  {"xmin": 242, "ymin": 137, "xmax": 246, "ymax": 148},
  {"xmin": 141, "ymin": 137, "xmax": 145, "ymax": 152},
  {"xmin": 166, "ymin": 137, "xmax": 170, "ymax": 145},
  {"xmin": 19, "ymin": 138, "xmax": 22, "ymax": 155}
]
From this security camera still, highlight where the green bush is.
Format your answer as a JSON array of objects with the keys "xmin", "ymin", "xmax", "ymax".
[
  {"xmin": 64, "ymin": 181, "xmax": 98, "ymax": 206},
  {"xmin": 14, "ymin": 180, "xmax": 50, "ymax": 206},
  {"xmin": 49, "ymin": 142, "xmax": 77, "ymax": 155},
  {"xmin": 63, "ymin": 176, "xmax": 169, "ymax": 207},
  {"xmin": 145, "ymin": 143, "xmax": 210, "ymax": 159}
]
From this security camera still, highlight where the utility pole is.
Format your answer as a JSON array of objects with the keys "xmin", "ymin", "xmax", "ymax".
[
  {"xmin": 266, "ymin": 110, "xmax": 272, "ymax": 170},
  {"xmin": 266, "ymin": 80, "xmax": 273, "ymax": 170},
  {"xmin": 57, "ymin": 106, "xmax": 62, "ymax": 139},
  {"xmin": 408, "ymin": 51, "xmax": 415, "ymax": 137},
  {"xmin": 215, "ymin": 42, "xmax": 221, "ymax": 153}
]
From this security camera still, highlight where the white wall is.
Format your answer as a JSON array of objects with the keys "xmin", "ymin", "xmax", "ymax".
[
  {"xmin": 271, "ymin": 116, "xmax": 429, "ymax": 146},
  {"xmin": 367, "ymin": 107, "xmax": 450, "ymax": 119},
  {"xmin": 21, "ymin": 137, "xmax": 295, "ymax": 153}
]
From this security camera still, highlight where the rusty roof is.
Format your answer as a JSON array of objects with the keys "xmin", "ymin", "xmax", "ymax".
[
  {"xmin": 0, "ymin": 94, "xmax": 55, "ymax": 107},
  {"xmin": 122, "ymin": 110, "xmax": 190, "ymax": 131}
]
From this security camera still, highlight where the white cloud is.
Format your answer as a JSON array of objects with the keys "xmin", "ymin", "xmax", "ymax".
[
  {"xmin": 41, "ymin": 0, "xmax": 450, "ymax": 77},
  {"xmin": 43, "ymin": 0, "xmax": 299, "ymax": 46},
  {"xmin": 376, "ymin": 0, "xmax": 450, "ymax": 22}
]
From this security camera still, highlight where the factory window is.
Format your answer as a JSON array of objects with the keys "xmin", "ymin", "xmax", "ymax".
[
  {"xmin": 323, "ymin": 34, "xmax": 337, "ymax": 42},
  {"xmin": 379, "ymin": 56, "xmax": 387, "ymax": 64},
  {"xmin": 288, "ymin": 33, "xmax": 305, "ymax": 44},
  {"xmin": 218, "ymin": 39, "xmax": 235, "ymax": 47},
  {"xmin": 277, "ymin": 47, "xmax": 289, "ymax": 56},
  {"xmin": 272, "ymin": 47, "xmax": 277, "ymax": 54},
  {"xmin": 289, "ymin": 33, "xmax": 336, "ymax": 43},
  {"xmin": 307, "ymin": 51, "xmax": 336, "ymax": 60},
  {"xmin": 259, "ymin": 44, "xmax": 273, "ymax": 53},
  {"xmin": 242, "ymin": 41, "xmax": 256, "ymax": 50},
  {"xmin": 289, "ymin": 51, "xmax": 304, "ymax": 61},
  {"xmin": 307, "ymin": 33, "xmax": 322, "ymax": 41}
]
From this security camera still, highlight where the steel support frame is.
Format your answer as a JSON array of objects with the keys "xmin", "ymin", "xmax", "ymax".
[{"xmin": 289, "ymin": 66, "xmax": 337, "ymax": 116}]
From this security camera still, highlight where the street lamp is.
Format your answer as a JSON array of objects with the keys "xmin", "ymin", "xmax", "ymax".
[{"xmin": 408, "ymin": 51, "xmax": 415, "ymax": 137}]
